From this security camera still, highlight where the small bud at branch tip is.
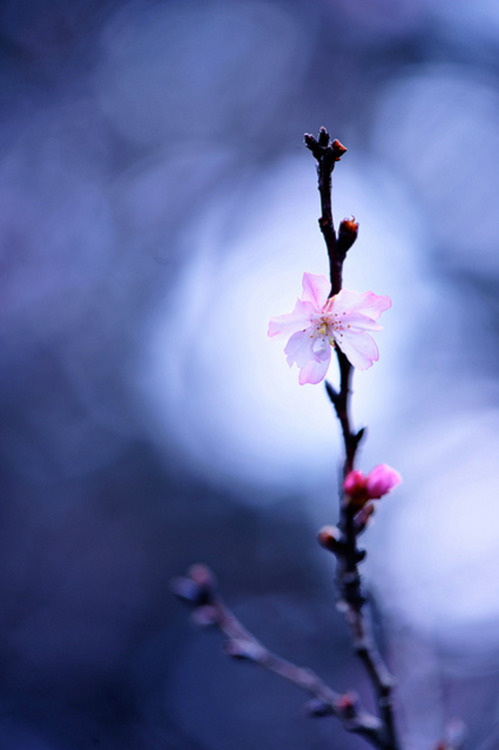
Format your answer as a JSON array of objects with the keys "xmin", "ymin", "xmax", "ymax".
[{"xmin": 189, "ymin": 564, "xmax": 217, "ymax": 589}]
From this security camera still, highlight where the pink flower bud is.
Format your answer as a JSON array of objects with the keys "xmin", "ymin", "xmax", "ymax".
[
  {"xmin": 343, "ymin": 470, "xmax": 367, "ymax": 497},
  {"xmin": 365, "ymin": 464, "xmax": 402, "ymax": 499},
  {"xmin": 344, "ymin": 464, "xmax": 401, "ymax": 508}
]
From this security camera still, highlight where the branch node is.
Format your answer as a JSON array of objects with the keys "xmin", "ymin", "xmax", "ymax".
[
  {"xmin": 191, "ymin": 605, "xmax": 218, "ymax": 627},
  {"xmin": 354, "ymin": 427, "xmax": 366, "ymax": 447},
  {"xmin": 325, "ymin": 379, "xmax": 339, "ymax": 405},
  {"xmin": 318, "ymin": 525, "xmax": 344, "ymax": 555},
  {"xmin": 305, "ymin": 698, "xmax": 335, "ymax": 718},
  {"xmin": 224, "ymin": 638, "xmax": 265, "ymax": 662}
]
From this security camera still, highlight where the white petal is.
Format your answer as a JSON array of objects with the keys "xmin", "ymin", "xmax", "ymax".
[
  {"xmin": 301, "ymin": 272, "xmax": 330, "ymax": 310},
  {"xmin": 333, "ymin": 289, "xmax": 391, "ymax": 320},
  {"xmin": 334, "ymin": 310, "xmax": 384, "ymax": 332},
  {"xmin": 298, "ymin": 354, "xmax": 331, "ymax": 385},
  {"xmin": 336, "ymin": 330, "xmax": 379, "ymax": 370},
  {"xmin": 285, "ymin": 330, "xmax": 332, "ymax": 384},
  {"xmin": 268, "ymin": 299, "xmax": 315, "ymax": 338},
  {"xmin": 284, "ymin": 329, "xmax": 317, "ymax": 368}
]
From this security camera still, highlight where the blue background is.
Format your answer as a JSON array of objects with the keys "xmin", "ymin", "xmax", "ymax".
[{"xmin": 1, "ymin": 0, "xmax": 499, "ymax": 748}]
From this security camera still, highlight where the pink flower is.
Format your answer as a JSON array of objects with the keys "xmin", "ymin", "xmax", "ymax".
[
  {"xmin": 343, "ymin": 464, "xmax": 402, "ymax": 507},
  {"xmin": 268, "ymin": 273, "xmax": 391, "ymax": 385}
]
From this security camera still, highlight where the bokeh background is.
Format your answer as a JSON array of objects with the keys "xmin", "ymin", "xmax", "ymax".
[{"xmin": 2, "ymin": 0, "xmax": 499, "ymax": 748}]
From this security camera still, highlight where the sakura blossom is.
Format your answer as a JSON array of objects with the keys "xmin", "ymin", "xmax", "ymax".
[
  {"xmin": 268, "ymin": 272, "xmax": 391, "ymax": 385},
  {"xmin": 344, "ymin": 464, "xmax": 402, "ymax": 507}
]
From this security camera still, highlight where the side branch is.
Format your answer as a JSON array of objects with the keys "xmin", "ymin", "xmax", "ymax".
[{"xmin": 172, "ymin": 564, "xmax": 390, "ymax": 748}]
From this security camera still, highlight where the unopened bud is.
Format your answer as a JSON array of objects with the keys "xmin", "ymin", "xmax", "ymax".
[
  {"xmin": 331, "ymin": 139, "xmax": 347, "ymax": 159},
  {"xmin": 318, "ymin": 126, "xmax": 330, "ymax": 146},
  {"xmin": 340, "ymin": 217, "xmax": 359, "ymax": 234},
  {"xmin": 172, "ymin": 564, "xmax": 217, "ymax": 607},
  {"xmin": 344, "ymin": 464, "xmax": 401, "ymax": 511},
  {"xmin": 343, "ymin": 470, "xmax": 369, "ymax": 510},
  {"xmin": 189, "ymin": 564, "xmax": 216, "ymax": 589},
  {"xmin": 338, "ymin": 216, "xmax": 359, "ymax": 252},
  {"xmin": 305, "ymin": 698, "xmax": 334, "ymax": 717},
  {"xmin": 318, "ymin": 525, "xmax": 342, "ymax": 553},
  {"xmin": 337, "ymin": 691, "xmax": 359, "ymax": 719},
  {"xmin": 365, "ymin": 464, "xmax": 402, "ymax": 499}
]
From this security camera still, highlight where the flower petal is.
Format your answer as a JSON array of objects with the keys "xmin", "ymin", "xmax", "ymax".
[
  {"xmin": 267, "ymin": 299, "xmax": 315, "ymax": 338},
  {"xmin": 333, "ymin": 289, "xmax": 391, "ymax": 321},
  {"xmin": 284, "ymin": 329, "xmax": 316, "ymax": 367},
  {"xmin": 268, "ymin": 276, "xmax": 391, "ymax": 380},
  {"xmin": 335, "ymin": 330, "xmax": 379, "ymax": 370},
  {"xmin": 298, "ymin": 355, "xmax": 331, "ymax": 385},
  {"xmin": 334, "ymin": 310, "xmax": 384, "ymax": 332},
  {"xmin": 285, "ymin": 330, "xmax": 332, "ymax": 384},
  {"xmin": 301, "ymin": 272, "xmax": 331, "ymax": 310}
]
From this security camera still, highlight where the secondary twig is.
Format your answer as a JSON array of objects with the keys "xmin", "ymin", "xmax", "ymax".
[{"xmin": 172, "ymin": 564, "xmax": 390, "ymax": 748}]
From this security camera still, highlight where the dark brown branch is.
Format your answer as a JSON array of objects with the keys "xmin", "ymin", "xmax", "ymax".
[
  {"xmin": 323, "ymin": 386, "xmax": 400, "ymax": 750},
  {"xmin": 325, "ymin": 349, "xmax": 358, "ymax": 475},
  {"xmin": 307, "ymin": 128, "xmax": 401, "ymax": 750},
  {"xmin": 304, "ymin": 127, "xmax": 347, "ymax": 296},
  {"xmin": 172, "ymin": 564, "xmax": 389, "ymax": 748}
]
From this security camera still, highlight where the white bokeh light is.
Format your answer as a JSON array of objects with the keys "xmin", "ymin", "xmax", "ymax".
[
  {"xmin": 372, "ymin": 65, "xmax": 499, "ymax": 276},
  {"xmin": 135, "ymin": 154, "xmax": 427, "ymax": 494},
  {"xmin": 133, "ymin": 149, "xmax": 499, "ymax": 652},
  {"xmin": 368, "ymin": 405, "xmax": 499, "ymax": 653}
]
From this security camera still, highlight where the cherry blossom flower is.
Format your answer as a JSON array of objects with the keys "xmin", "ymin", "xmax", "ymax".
[
  {"xmin": 343, "ymin": 464, "xmax": 402, "ymax": 508},
  {"xmin": 268, "ymin": 272, "xmax": 391, "ymax": 384}
]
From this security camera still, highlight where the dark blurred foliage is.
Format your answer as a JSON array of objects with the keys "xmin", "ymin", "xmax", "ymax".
[{"xmin": 1, "ymin": 0, "xmax": 499, "ymax": 748}]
